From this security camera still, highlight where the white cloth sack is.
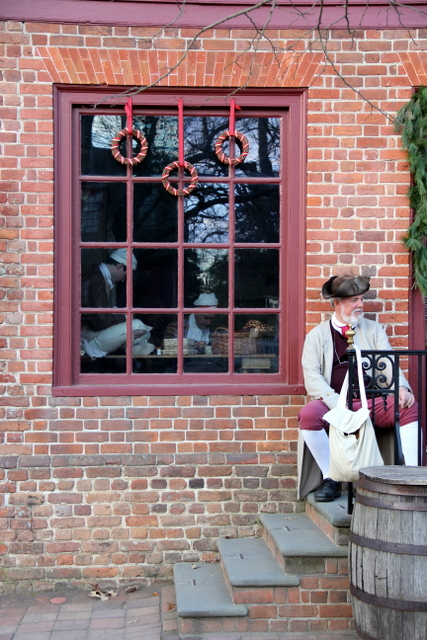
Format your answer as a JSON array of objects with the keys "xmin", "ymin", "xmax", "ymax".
[{"xmin": 323, "ymin": 345, "xmax": 384, "ymax": 483}]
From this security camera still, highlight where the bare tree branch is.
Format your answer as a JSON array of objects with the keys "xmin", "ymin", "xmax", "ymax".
[
  {"xmin": 97, "ymin": 0, "xmax": 276, "ymax": 106},
  {"xmin": 95, "ymin": 0, "xmax": 427, "ymax": 121}
]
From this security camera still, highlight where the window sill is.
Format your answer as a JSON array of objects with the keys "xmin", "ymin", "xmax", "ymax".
[{"xmin": 52, "ymin": 382, "xmax": 305, "ymax": 397}]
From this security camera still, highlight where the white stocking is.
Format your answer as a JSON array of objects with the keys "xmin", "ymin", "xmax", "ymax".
[
  {"xmin": 301, "ymin": 429, "xmax": 330, "ymax": 478},
  {"xmin": 400, "ymin": 422, "xmax": 420, "ymax": 466}
]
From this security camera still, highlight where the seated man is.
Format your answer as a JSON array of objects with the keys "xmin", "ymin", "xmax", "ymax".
[
  {"xmin": 163, "ymin": 292, "xmax": 219, "ymax": 354},
  {"xmin": 298, "ymin": 273, "xmax": 419, "ymax": 502},
  {"xmin": 81, "ymin": 248, "xmax": 154, "ymax": 359}
]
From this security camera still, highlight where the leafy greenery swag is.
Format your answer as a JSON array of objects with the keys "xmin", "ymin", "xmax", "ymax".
[{"xmin": 395, "ymin": 86, "xmax": 427, "ymax": 297}]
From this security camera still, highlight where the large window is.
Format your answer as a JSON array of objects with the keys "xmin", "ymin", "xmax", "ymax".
[{"xmin": 54, "ymin": 88, "xmax": 305, "ymax": 395}]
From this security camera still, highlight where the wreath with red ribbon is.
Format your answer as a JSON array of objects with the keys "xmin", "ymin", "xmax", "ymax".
[
  {"xmin": 161, "ymin": 161, "xmax": 199, "ymax": 197},
  {"xmin": 214, "ymin": 130, "xmax": 249, "ymax": 166},
  {"xmin": 111, "ymin": 128, "xmax": 148, "ymax": 166}
]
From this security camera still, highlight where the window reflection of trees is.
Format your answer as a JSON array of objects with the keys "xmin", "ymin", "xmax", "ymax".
[
  {"xmin": 235, "ymin": 117, "xmax": 280, "ymax": 177},
  {"xmin": 235, "ymin": 184, "xmax": 279, "ymax": 243},
  {"xmin": 81, "ymin": 111, "xmax": 281, "ymax": 358},
  {"xmin": 83, "ymin": 113, "xmax": 280, "ymax": 177},
  {"xmin": 184, "ymin": 248, "xmax": 228, "ymax": 308},
  {"xmin": 183, "ymin": 116, "xmax": 280, "ymax": 177},
  {"xmin": 184, "ymin": 183, "xmax": 279, "ymax": 245},
  {"xmin": 184, "ymin": 184, "xmax": 229, "ymax": 243},
  {"xmin": 184, "ymin": 116, "xmax": 228, "ymax": 176},
  {"xmin": 133, "ymin": 116, "xmax": 178, "ymax": 175},
  {"xmin": 133, "ymin": 184, "xmax": 178, "ymax": 243}
]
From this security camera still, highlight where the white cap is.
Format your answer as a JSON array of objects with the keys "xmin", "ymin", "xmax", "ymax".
[
  {"xmin": 109, "ymin": 248, "xmax": 137, "ymax": 271},
  {"xmin": 193, "ymin": 293, "xmax": 218, "ymax": 307}
]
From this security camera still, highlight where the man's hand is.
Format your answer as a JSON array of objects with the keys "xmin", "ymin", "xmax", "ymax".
[
  {"xmin": 132, "ymin": 329, "xmax": 147, "ymax": 340},
  {"xmin": 194, "ymin": 341, "xmax": 207, "ymax": 353},
  {"xmin": 399, "ymin": 386, "xmax": 415, "ymax": 409}
]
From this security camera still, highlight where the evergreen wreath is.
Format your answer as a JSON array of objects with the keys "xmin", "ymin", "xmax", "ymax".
[{"xmin": 395, "ymin": 86, "xmax": 427, "ymax": 297}]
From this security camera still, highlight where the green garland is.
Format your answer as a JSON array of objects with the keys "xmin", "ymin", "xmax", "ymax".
[{"xmin": 395, "ymin": 86, "xmax": 427, "ymax": 297}]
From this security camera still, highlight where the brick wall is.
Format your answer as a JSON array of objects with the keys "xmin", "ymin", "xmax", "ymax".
[{"xmin": 0, "ymin": 19, "xmax": 423, "ymax": 590}]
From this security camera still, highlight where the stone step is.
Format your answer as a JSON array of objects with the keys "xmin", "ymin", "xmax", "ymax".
[
  {"xmin": 217, "ymin": 537, "xmax": 299, "ymax": 588},
  {"xmin": 174, "ymin": 562, "xmax": 248, "ymax": 618},
  {"xmin": 261, "ymin": 513, "xmax": 348, "ymax": 575},
  {"xmin": 175, "ymin": 507, "xmax": 354, "ymax": 638},
  {"xmin": 305, "ymin": 492, "xmax": 352, "ymax": 545}
]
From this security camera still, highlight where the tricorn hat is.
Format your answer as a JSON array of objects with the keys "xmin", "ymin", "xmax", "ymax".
[{"xmin": 322, "ymin": 274, "xmax": 370, "ymax": 299}]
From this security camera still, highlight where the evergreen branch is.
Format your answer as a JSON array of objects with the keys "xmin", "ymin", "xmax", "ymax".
[{"xmin": 395, "ymin": 86, "xmax": 427, "ymax": 297}]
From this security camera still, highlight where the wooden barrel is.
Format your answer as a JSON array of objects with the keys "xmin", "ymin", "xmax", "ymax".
[{"xmin": 349, "ymin": 466, "xmax": 427, "ymax": 640}]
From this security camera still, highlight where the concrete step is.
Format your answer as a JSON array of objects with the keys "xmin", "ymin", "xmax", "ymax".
[
  {"xmin": 174, "ymin": 562, "xmax": 247, "ymax": 618},
  {"xmin": 174, "ymin": 562, "xmax": 250, "ymax": 638},
  {"xmin": 305, "ymin": 492, "xmax": 352, "ymax": 546},
  {"xmin": 174, "ymin": 503, "xmax": 354, "ymax": 637},
  {"xmin": 261, "ymin": 512, "xmax": 348, "ymax": 575},
  {"xmin": 218, "ymin": 537, "xmax": 300, "ymax": 588}
]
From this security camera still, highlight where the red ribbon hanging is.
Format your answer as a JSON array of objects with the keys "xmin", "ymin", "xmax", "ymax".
[
  {"xmin": 228, "ymin": 99, "xmax": 241, "ymax": 137},
  {"xmin": 124, "ymin": 97, "xmax": 133, "ymax": 132},
  {"xmin": 178, "ymin": 98, "xmax": 184, "ymax": 167},
  {"xmin": 229, "ymin": 98, "xmax": 236, "ymax": 136}
]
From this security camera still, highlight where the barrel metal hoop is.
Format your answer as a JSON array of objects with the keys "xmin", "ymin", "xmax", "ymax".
[
  {"xmin": 350, "ymin": 583, "xmax": 427, "ymax": 611},
  {"xmin": 355, "ymin": 492, "xmax": 427, "ymax": 511},
  {"xmin": 349, "ymin": 530, "xmax": 427, "ymax": 555},
  {"xmin": 359, "ymin": 476, "xmax": 427, "ymax": 497},
  {"xmin": 354, "ymin": 625, "xmax": 380, "ymax": 640}
]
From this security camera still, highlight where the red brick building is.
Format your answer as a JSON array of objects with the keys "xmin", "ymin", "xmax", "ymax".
[{"xmin": 1, "ymin": 0, "xmax": 426, "ymax": 600}]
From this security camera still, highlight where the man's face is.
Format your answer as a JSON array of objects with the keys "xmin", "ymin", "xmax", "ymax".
[
  {"xmin": 334, "ymin": 294, "xmax": 364, "ymax": 326},
  {"xmin": 111, "ymin": 263, "xmax": 127, "ymax": 283},
  {"xmin": 195, "ymin": 313, "xmax": 214, "ymax": 330}
]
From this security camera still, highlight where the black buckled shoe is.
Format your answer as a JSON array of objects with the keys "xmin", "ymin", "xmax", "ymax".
[{"xmin": 314, "ymin": 478, "xmax": 341, "ymax": 502}]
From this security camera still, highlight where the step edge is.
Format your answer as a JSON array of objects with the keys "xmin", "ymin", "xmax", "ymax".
[
  {"xmin": 228, "ymin": 576, "xmax": 300, "ymax": 587},
  {"xmin": 177, "ymin": 604, "xmax": 248, "ymax": 618}
]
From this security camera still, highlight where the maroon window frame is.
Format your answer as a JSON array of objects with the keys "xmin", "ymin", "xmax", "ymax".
[{"xmin": 53, "ymin": 86, "xmax": 306, "ymax": 396}]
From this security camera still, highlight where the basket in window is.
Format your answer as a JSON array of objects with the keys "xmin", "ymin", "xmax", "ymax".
[
  {"xmin": 163, "ymin": 338, "xmax": 191, "ymax": 355},
  {"xmin": 211, "ymin": 327, "xmax": 258, "ymax": 355}
]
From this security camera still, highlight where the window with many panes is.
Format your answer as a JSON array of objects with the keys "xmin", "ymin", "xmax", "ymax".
[{"xmin": 54, "ymin": 87, "xmax": 305, "ymax": 395}]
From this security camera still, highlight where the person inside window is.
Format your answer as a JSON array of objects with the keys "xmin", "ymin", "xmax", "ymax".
[
  {"xmin": 163, "ymin": 292, "xmax": 219, "ymax": 354},
  {"xmin": 81, "ymin": 248, "xmax": 154, "ymax": 359},
  {"xmin": 298, "ymin": 274, "xmax": 419, "ymax": 502}
]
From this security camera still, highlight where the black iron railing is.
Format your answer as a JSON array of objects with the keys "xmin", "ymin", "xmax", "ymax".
[{"xmin": 346, "ymin": 348, "xmax": 427, "ymax": 514}]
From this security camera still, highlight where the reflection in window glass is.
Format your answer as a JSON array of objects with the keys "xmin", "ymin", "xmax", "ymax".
[
  {"xmin": 91, "ymin": 115, "xmax": 122, "ymax": 149},
  {"xmin": 235, "ymin": 249, "xmax": 279, "ymax": 308},
  {"xmin": 81, "ymin": 115, "xmax": 127, "ymax": 177},
  {"xmin": 184, "ymin": 116, "xmax": 229, "ymax": 176},
  {"xmin": 133, "ymin": 249, "xmax": 178, "ymax": 308},
  {"xmin": 184, "ymin": 183, "xmax": 229, "ymax": 243},
  {"xmin": 184, "ymin": 248, "xmax": 228, "ymax": 308},
  {"xmin": 71, "ymin": 97, "xmax": 292, "ymax": 383},
  {"xmin": 82, "ymin": 114, "xmax": 182, "ymax": 179},
  {"xmin": 235, "ymin": 184, "xmax": 279, "ymax": 243},
  {"xmin": 132, "ymin": 115, "xmax": 178, "ymax": 177},
  {"xmin": 133, "ymin": 183, "xmax": 178, "ymax": 243},
  {"xmin": 81, "ymin": 183, "xmax": 127, "ymax": 242},
  {"xmin": 235, "ymin": 117, "xmax": 280, "ymax": 178}
]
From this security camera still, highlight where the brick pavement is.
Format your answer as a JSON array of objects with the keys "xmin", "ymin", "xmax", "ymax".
[{"xmin": 0, "ymin": 584, "xmax": 359, "ymax": 640}]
